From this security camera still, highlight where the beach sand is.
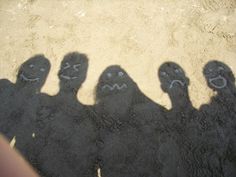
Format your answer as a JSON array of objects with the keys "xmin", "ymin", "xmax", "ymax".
[{"xmin": 0, "ymin": 0, "xmax": 235, "ymax": 109}]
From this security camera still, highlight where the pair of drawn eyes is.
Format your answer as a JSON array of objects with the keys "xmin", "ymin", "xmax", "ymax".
[
  {"xmin": 208, "ymin": 66, "xmax": 224, "ymax": 72},
  {"xmin": 107, "ymin": 71, "xmax": 124, "ymax": 78},
  {"xmin": 29, "ymin": 64, "xmax": 45, "ymax": 72},
  {"xmin": 160, "ymin": 69, "xmax": 182, "ymax": 76},
  {"xmin": 62, "ymin": 62, "xmax": 81, "ymax": 71}
]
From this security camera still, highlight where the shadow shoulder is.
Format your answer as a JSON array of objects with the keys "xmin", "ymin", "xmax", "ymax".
[
  {"xmin": 84, "ymin": 105, "xmax": 100, "ymax": 122},
  {"xmin": 133, "ymin": 101, "xmax": 167, "ymax": 114},
  {"xmin": 199, "ymin": 102, "xmax": 212, "ymax": 114},
  {"xmin": 0, "ymin": 79, "xmax": 14, "ymax": 90},
  {"xmin": 37, "ymin": 93, "xmax": 54, "ymax": 105},
  {"xmin": 0, "ymin": 79, "xmax": 15, "ymax": 100}
]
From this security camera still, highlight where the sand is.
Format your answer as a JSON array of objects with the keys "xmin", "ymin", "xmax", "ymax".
[{"xmin": 0, "ymin": 0, "xmax": 235, "ymax": 109}]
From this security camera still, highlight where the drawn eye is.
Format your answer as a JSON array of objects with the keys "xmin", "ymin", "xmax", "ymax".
[
  {"xmin": 218, "ymin": 66, "xmax": 224, "ymax": 71},
  {"xmin": 73, "ymin": 64, "xmax": 81, "ymax": 71},
  {"xmin": 29, "ymin": 64, "xmax": 34, "ymax": 68},
  {"xmin": 175, "ymin": 69, "xmax": 180, "ymax": 73},
  {"xmin": 161, "ymin": 71, "xmax": 167, "ymax": 76},
  {"xmin": 63, "ymin": 62, "xmax": 70, "ymax": 70},
  {"xmin": 40, "ymin": 68, "xmax": 45, "ymax": 72},
  {"xmin": 107, "ymin": 73, "xmax": 112, "ymax": 78},
  {"xmin": 118, "ymin": 71, "xmax": 124, "ymax": 77}
]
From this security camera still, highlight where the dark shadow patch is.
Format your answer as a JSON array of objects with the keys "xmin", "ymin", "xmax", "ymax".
[
  {"xmin": 0, "ymin": 54, "xmax": 50, "ymax": 141},
  {"xmin": 158, "ymin": 62, "xmax": 211, "ymax": 177},
  {"xmin": 0, "ymin": 56, "xmax": 236, "ymax": 177},
  {"xmin": 35, "ymin": 52, "xmax": 97, "ymax": 177},
  {"xmin": 199, "ymin": 60, "xmax": 236, "ymax": 177},
  {"xmin": 94, "ymin": 65, "xmax": 160, "ymax": 177},
  {"xmin": 0, "ymin": 55, "xmax": 51, "ymax": 166}
]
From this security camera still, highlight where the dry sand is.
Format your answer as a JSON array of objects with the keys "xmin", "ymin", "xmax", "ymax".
[{"xmin": 0, "ymin": 0, "xmax": 235, "ymax": 109}]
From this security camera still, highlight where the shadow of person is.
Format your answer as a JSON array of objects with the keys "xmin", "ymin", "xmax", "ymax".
[
  {"xmin": 130, "ymin": 81, "xmax": 167, "ymax": 176},
  {"xmin": 37, "ymin": 52, "xmax": 97, "ymax": 177},
  {"xmin": 0, "ymin": 54, "xmax": 50, "ymax": 145},
  {"xmin": 200, "ymin": 60, "xmax": 236, "ymax": 177},
  {"xmin": 158, "ymin": 62, "xmax": 209, "ymax": 177},
  {"xmin": 94, "ymin": 65, "xmax": 154, "ymax": 177}
]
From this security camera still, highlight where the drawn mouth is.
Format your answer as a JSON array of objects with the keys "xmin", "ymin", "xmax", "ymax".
[
  {"xmin": 60, "ymin": 74, "xmax": 78, "ymax": 80},
  {"xmin": 20, "ymin": 73, "xmax": 40, "ymax": 82},
  {"xmin": 102, "ymin": 83, "xmax": 128, "ymax": 91},
  {"xmin": 169, "ymin": 80, "xmax": 185, "ymax": 89},
  {"xmin": 209, "ymin": 75, "xmax": 227, "ymax": 89}
]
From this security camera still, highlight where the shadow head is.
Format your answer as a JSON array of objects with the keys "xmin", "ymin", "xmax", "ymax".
[
  {"xmin": 58, "ymin": 52, "xmax": 88, "ymax": 91},
  {"xmin": 158, "ymin": 62, "xmax": 189, "ymax": 93},
  {"xmin": 203, "ymin": 60, "xmax": 235, "ymax": 91},
  {"xmin": 95, "ymin": 65, "xmax": 137, "ymax": 101},
  {"xmin": 17, "ymin": 54, "xmax": 51, "ymax": 89}
]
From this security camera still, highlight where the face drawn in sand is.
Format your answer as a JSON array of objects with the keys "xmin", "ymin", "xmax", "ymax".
[
  {"xmin": 95, "ymin": 65, "xmax": 151, "ymax": 106},
  {"xmin": 58, "ymin": 52, "xmax": 88, "ymax": 91},
  {"xmin": 95, "ymin": 65, "xmax": 136, "ymax": 101},
  {"xmin": 95, "ymin": 65, "xmax": 152, "ymax": 128},
  {"xmin": 158, "ymin": 62, "xmax": 190, "ymax": 93},
  {"xmin": 16, "ymin": 55, "xmax": 51, "ymax": 89},
  {"xmin": 203, "ymin": 60, "xmax": 235, "ymax": 91}
]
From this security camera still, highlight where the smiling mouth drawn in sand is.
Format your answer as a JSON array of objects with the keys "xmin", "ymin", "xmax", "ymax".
[
  {"xmin": 209, "ymin": 75, "xmax": 227, "ymax": 89},
  {"xmin": 20, "ymin": 73, "xmax": 40, "ymax": 82},
  {"xmin": 169, "ymin": 80, "xmax": 185, "ymax": 89},
  {"xmin": 59, "ymin": 74, "xmax": 78, "ymax": 80},
  {"xmin": 102, "ymin": 83, "xmax": 128, "ymax": 91}
]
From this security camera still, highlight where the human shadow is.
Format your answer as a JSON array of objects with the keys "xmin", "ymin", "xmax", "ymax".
[
  {"xmin": 130, "ymin": 79, "xmax": 167, "ymax": 176},
  {"xmin": 157, "ymin": 62, "xmax": 210, "ymax": 177},
  {"xmin": 1, "ymin": 55, "xmax": 235, "ymax": 177},
  {"xmin": 35, "ymin": 52, "xmax": 97, "ymax": 177},
  {"xmin": 94, "ymin": 65, "xmax": 161, "ymax": 177},
  {"xmin": 199, "ymin": 60, "xmax": 236, "ymax": 177},
  {"xmin": 95, "ymin": 65, "xmax": 169, "ymax": 177},
  {"xmin": 0, "ymin": 55, "xmax": 51, "ymax": 155},
  {"xmin": 94, "ymin": 65, "xmax": 154, "ymax": 128}
]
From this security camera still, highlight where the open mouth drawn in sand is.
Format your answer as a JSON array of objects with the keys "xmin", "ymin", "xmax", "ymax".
[{"xmin": 209, "ymin": 75, "xmax": 227, "ymax": 89}]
